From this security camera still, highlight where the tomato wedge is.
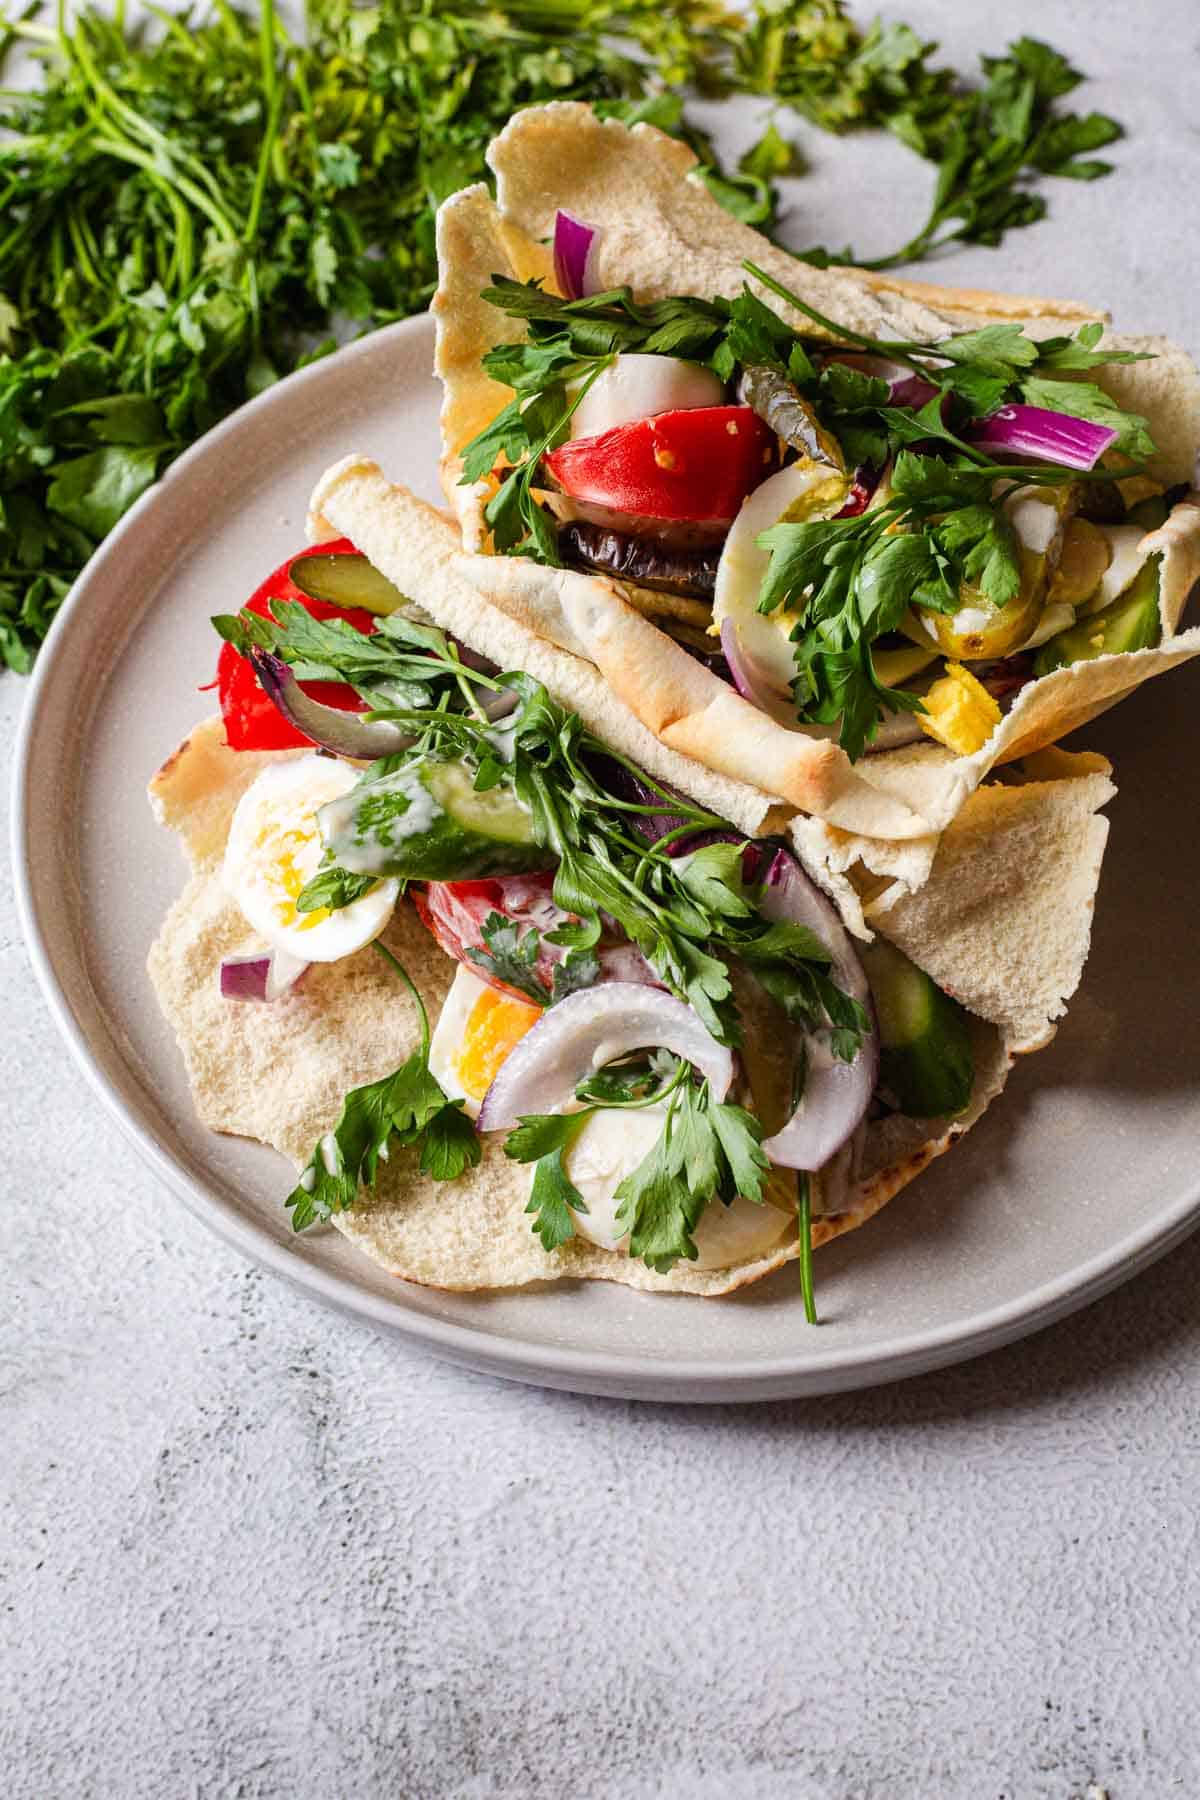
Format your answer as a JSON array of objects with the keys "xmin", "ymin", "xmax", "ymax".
[
  {"xmin": 543, "ymin": 406, "xmax": 775, "ymax": 524},
  {"xmin": 216, "ymin": 539, "xmax": 376, "ymax": 751}
]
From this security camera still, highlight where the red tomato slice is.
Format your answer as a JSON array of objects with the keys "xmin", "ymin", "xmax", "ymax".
[
  {"xmin": 542, "ymin": 406, "xmax": 775, "ymax": 524},
  {"xmin": 216, "ymin": 539, "xmax": 376, "ymax": 751},
  {"xmin": 412, "ymin": 875, "xmax": 563, "ymax": 1002}
]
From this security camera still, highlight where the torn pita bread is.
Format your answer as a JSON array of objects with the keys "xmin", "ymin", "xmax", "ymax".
[
  {"xmin": 146, "ymin": 698, "xmax": 1110, "ymax": 1293},
  {"xmin": 431, "ymin": 101, "xmax": 1200, "ymax": 846}
]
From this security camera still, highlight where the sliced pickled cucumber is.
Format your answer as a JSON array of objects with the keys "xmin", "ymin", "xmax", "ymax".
[
  {"xmin": 319, "ymin": 757, "xmax": 544, "ymax": 881},
  {"xmin": 917, "ymin": 484, "xmax": 1076, "ymax": 660},
  {"xmin": 859, "ymin": 938, "xmax": 974, "ymax": 1118},
  {"xmin": 291, "ymin": 552, "xmax": 409, "ymax": 615},
  {"xmin": 1033, "ymin": 556, "xmax": 1161, "ymax": 676}
]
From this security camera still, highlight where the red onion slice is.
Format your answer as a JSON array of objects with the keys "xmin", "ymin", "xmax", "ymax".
[
  {"xmin": 965, "ymin": 404, "xmax": 1118, "ymax": 470},
  {"xmin": 757, "ymin": 850, "xmax": 879, "ymax": 1171},
  {"xmin": 834, "ymin": 463, "xmax": 882, "ymax": 518},
  {"xmin": 219, "ymin": 947, "xmax": 308, "ymax": 1003},
  {"xmin": 719, "ymin": 620, "xmax": 796, "ymax": 721},
  {"xmin": 476, "ymin": 983, "xmax": 733, "ymax": 1133},
  {"xmin": 825, "ymin": 352, "xmax": 939, "ymax": 410},
  {"xmin": 553, "ymin": 209, "xmax": 601, "ymax": 300},
  {"xmin": 250, "ymin": 650, "xmax": 415, "ymax": 758}
]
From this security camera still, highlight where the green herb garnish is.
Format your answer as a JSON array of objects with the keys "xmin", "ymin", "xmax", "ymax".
[
  {"xmin": 286, "ymin": 940, "xmax": 479, "ymax": 1231},
  {"xmin": 504, "ymin": 1053, "xmax": 770, "ymax": 1273}
]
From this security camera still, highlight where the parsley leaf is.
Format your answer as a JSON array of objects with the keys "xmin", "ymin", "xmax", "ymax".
[
  {"xmin": 524, "ymin": 1148, "xmax": 589, "ymax": 1252},
  {"xmin": 502, "ymin": 1113, "xmax": 590, "ymax": 1252},
  {"xmin": 285, "ymin": 940, "xmax": 479, "ymax": 1232},
  {"xmin": 614, "ymin": 1083, "xmax": 769, "ymax": 1273},
  {"xmin": 286, "ymin": 1047, "xmax": 478, "ymax": 1231},
  {"xmin": 295, "ymin": 866, "xmax": 381, "ymax": 916},
  {"xmin": 1018, "ymin": 375, "xmax": 1156, "ymax": 460},
  {"xmin": 465, "ymin": 912, "xmax": 551, "ymax": 1006}
]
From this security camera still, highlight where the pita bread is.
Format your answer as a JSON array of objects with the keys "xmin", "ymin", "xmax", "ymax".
[
  {"xmin": 431, "ymin": 102, "xmax": 1200, "ymax": 846},
  {"xmin": 146, "ymin": 701, "xmax": 1110, "ymax": 1293}
]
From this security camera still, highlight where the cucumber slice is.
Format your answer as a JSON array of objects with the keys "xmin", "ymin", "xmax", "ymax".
[
  {"xmin": 291, "ymin": 552, "xmax": 409, "ymax": 615},
  {"xmin": 319, "ymin": 757, "xmax": 544, "ymax": 881},
  {"xmin": 1033, "ymin": 555, "xmax": 1161, "ymax": 677},
  {"xmin": 859, "ymin": 938, "xmax": 974, "ymax": 1118}
]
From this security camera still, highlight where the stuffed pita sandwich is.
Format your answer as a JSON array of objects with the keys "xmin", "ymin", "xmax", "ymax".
[
  {"xmin": 430, "ymin": 102, "xmax": 1199, "ymax": 895},
  {"xmin": 147, "ymin": 500, "xmax": 1113, "ymax": 1301}
]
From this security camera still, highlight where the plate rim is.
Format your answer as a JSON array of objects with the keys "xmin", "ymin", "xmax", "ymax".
[{"xmin": 12, "ymin": 313, "xmax": 1200, "ymax": 1402}]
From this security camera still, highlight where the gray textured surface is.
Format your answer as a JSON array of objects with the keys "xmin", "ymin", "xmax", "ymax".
[{"xmin": 4, "ymin": 1, "xmax": 1200, "ymax": 1793}]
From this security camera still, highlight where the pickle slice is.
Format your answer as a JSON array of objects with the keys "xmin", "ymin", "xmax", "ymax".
[
  {"xmin": 319, "ymin": 757, "xmax": 544, "ymax": 882},
  {"xmin": 291, "ymin": 552, "xmax": 409, "ymax": 615}
]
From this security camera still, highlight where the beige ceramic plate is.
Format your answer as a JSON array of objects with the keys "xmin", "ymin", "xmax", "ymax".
[{"xmin": 13, "ymin": 314, "xmax": 1200, "ymax": 1400}]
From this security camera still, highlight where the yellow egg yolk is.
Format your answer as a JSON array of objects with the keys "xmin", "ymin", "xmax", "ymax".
[
  {"xmin": 256, "ymin": 821, "xmax": 331, "ymax": 933},
  {"xmin": 454, "ymin": 986, "xmax": 541, "ymax": 1099}
]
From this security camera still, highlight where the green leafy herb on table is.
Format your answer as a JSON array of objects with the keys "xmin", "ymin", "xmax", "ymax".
[{"xmin": 1, "ymin": 0, "xmax": 1123, "ymax": 672}]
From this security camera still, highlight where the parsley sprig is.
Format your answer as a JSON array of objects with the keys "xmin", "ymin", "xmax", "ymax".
[
  {"xmin": 504, "ymin": 1056, "xmax": 770, "ymax": 1271},
  {"xmin": 286, "ymin": 941, "xmax": 479, "ymax": 1232},
  {"xmin": 213, "ymin": 598, "xmax": 505, "ymax": 716},
  {"xmin": 464, "ymin": 911, "xmax": 600, "ymax": 1007}
]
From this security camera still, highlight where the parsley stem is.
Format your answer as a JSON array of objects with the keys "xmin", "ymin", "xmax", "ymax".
[
  {"xmin": 372, "ymin": 939, "xmax": 431, "ymax": 1061},
  {"xmin": 797, "ymin": 1174, "xmax": 818, "ymax": 1326},
  {"xmin": 744, "ymin": 260, "xmax": 937, "ymax": 383}
]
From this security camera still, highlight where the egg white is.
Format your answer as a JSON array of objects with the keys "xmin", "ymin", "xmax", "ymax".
[
  {"xmin": 223, "ymin": 755, "xmax": 398, "ymax": 963},
  {"xmin": 1091, "ymin": 524, "xmax": 1150, "ymax": 611},
  {"xmin": 428, "ymin": 964, "xmax": 492, "ymax": 1117},
  {"xmin": 712, "ymin": 462, "xmax": 851, "ymax": 694},
  {"xmin": 428, "ymin": 963, "xmax": 542, "ymax": 1119},
  {"xmin": 569, "ymin": 354, "xmax": 723, "ymax": 441}
]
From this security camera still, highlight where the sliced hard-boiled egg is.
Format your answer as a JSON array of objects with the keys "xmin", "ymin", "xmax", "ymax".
[
  {"xmin": 223, "ymin": 755, "xmax": 398, "ymax": 962},
  {"xmin": 1045, "ymin": 517, "xmax": 1111, "ymax": 611},
  {"xmin": 428, "ymin": 964, "xmax": 542, "ymax": 1120},
  {"xmin": 562, "ymin": 1101, "xmax": 794, "ymax": 1271},
  {"xmin": 1088, "ymin": 524, "xmax": 1151, "ymax": 613},
  {"xmin": 569, "ymin": 354, "xmax": 724, "ymax": 441},
  {"xmin": 712, "ymin": 461, "xmax": 850, "ymax": 694},
  {"xmin": 917, "ymin": 661, "xmax": 1002, "ymax": 755}
]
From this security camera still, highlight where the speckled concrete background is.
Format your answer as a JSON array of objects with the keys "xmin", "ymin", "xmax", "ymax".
[{"xmin": 5, "ymin": 3, "xmax": 1200, "ymax": 1795}]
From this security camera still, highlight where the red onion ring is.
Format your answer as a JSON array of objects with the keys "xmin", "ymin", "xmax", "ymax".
[
  {"xmin": 219, "ymin": 947, "xmax": 308, "ymax": 1003},
  {"xmin": 476, "ymin": 983, "xmax": 733, "ymax": 1133},
  {"xmin": 756, "ymin": 850, "xmax": 879, "ymax": 1171},
  {"xmin": 718, "ymin": 620, "xmax": 796, "ymax": 721},
  {"xmin": 965, "ymin": 404, "xmax": 1118, "ymax": 471},
  {"xmin": 250, "ymin": 651, "xmax": 416, "ymax": 759}
]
